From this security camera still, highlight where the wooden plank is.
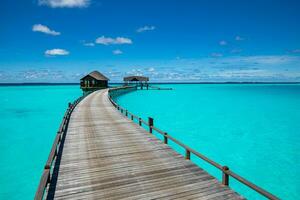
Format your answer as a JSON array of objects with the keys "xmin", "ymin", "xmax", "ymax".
[{"xmin": 46, "ymin": 89, "xmax": 245, "ymax": 200}]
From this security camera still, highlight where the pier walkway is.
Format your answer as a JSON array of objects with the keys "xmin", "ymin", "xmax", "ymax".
[{"xmin": 44, "ymin": 89, "xmax": 244, "ymax": 200}]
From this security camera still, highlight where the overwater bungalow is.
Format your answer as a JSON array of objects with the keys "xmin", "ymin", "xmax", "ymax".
[
  {"xmin": 123, "ymin": 75, "xmax": 149, "ymax": 89},
  {"xmin": 80, "ymin": 71, "xmax": 109, "ymax": 92}
]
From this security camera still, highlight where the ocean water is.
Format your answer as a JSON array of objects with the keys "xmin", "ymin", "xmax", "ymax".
[
  {"xmin": 0, "ymin": 85, "xmax": 81, "ymax": 199},
  {"xmin": 0, "ymin": 84, "xmax": 299, "ymax": 199},
  {"xmin": 114, "ymin": 84, "xmax": 300, "ymax": 199}
]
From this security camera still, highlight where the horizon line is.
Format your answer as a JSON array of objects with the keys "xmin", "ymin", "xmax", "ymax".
[{"xmin": 0, "ymin": 81, "xmax": 300, "ymax": 86}]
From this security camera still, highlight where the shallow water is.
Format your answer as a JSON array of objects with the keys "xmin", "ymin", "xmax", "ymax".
[
  {"xmin": 0, "ymin": 86, "xmax": 81, "ymax": 199},
  {"xmin": 114, "ymin": 84, "xmax": 300, "ymax": 199},
  {"xmin": 0, "ymin": 84, "xmax": 299, "ymax": 199}
]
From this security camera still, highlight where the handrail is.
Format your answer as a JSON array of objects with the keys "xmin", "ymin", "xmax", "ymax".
[
  {"xmin": 44, "ymin": 133, "xmax": 61, "ymax": 169},
  {"xmin": 140, "ymin": 118, "xmax": 149, "ymax": 126},
  {"xmin": 34, "ymin": 91, "xmax": 92, "ymax": 200},
  {"xmin": 151, "ymin": 125, "xmax": 223, "ymax": 169},
  {"xmin": 108, "ymin": 86, "xmax": 279, "ymax": 200},
  {"xmin": 226, "ymin": 170, "xmax": 279, "ymax": 200}
]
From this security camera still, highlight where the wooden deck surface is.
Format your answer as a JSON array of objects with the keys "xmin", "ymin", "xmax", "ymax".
[{"xmin": 46, "ymin": 89, "xmax": 244, "ymax": 200}]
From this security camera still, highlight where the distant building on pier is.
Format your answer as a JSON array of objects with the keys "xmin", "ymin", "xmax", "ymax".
[
  {"xmin": 80, "ymin": 71, "xmax": 109, "ymax": 92},
  {"xmin": 123, "ymin": 76, "xmax": 149, "ymax": 89}
]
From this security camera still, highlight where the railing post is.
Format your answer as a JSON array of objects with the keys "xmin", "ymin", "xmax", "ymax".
[
  {"xmin": 185, "ymin": 149, "xmax": 191, "ymax": 160},
  {"xmin": 148, "ymin": 117, "xmax": 153, "ymax": 133},
  {"xmin": 222, "ymin": 166, "xmax": 229, "ymax": 186},
  {"xmin": 139, "ymin": 118, "xmax": 142, "ymax": 126},
  {"xmin": 44, "ymin": 165, "xmax": 50, "ymax": 170},
  {"xmin": 131, "ymin": 115, "xmax": 134, "ymax": 120},
  {"xmin": 68, "ymin": 102, "xmax": 72, "ymax": 108},
  {"xmin": 63, "ymin": 111, "xmax": 67, "ymax": 120},
  {"xmin": 117, "ymin": 106, "xmax": 120, "ymax": 110},
  {"xmin": 125, "ymin": 110, "xmax": 128, "ymax": 117},
  {"xmin": 164, "ymin": 132, "xmax": 168, "ymax": 144}
]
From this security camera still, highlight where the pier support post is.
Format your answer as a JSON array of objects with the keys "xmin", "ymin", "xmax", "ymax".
[
  {"xmin": 125, "ymin": 110, "xmax": 128, "ymax": 117},
  {"xmin": 148, "ymin": 117, "xmax": 153, "ymax": 133},
  {"xmin": 222, "ymin": 166, "xmax": 229, "ymax": 186},
  {"xmin": 131, "ymin": 115, "xmax": 134, "ymax": 120},
  {"xmin": 139, "ymin": 118, "xmax": 142, "ymax": 126}
]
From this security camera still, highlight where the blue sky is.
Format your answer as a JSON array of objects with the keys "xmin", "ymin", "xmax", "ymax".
[{"xmin": 0, "ymin": 0, "xmax": 300, "ymax": 82}]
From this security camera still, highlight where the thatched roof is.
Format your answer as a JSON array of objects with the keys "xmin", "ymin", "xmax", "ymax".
[
  {"xmin": 81, "ymin": 71, "xmax": 109, "ymax": 81},
  {"xmin": 123, "ymin": 76, "xmax": 149, "ymax": 82}
]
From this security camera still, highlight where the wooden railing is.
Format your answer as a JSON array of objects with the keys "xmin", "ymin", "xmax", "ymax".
[
  {"xmin": 108, "ymin": 86, "xmax": 280, "ymax": 200},
  {"xmin": 34, "ymin": 92, "xmax": 92, "ymax": 200}
]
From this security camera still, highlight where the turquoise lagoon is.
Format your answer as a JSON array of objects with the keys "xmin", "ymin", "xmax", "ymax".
[
  {"xmin": 114, "ymin": 84, "xmax": 300, "ymax": 200},
  {"xmin": 0, "ymin": 86, "xmax": 81, "ymax": 199},
  {"xmin": 0, "ymin": 84, "xmax": 299, "ymax": 199}
]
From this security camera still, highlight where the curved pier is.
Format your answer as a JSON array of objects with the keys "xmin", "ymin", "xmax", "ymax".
[{"xmin": 40, "ymin": 89, "xmax": 244, "ymax": 199}]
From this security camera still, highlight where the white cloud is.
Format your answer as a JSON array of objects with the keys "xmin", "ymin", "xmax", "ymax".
[
  {"xmin": 219, "ymin": 40, "xmax": 227, "ymax": 46},
  {"xmin": 136, "ymin": 25, "xmax": 156, "ymax": 33},
  {"xmin": 95, "ymin": 36, "xmax": 132, "ymax": 45},
  {"xmin": 112, "ymin": 49, "xmax": 123, "ymax": 55},
  {"xmin": 83, "ymin": 42, "xmax": 95, "ymax": 47},
  {"xmin": 237, "ymin": 55, "xmax": 294, "ymax": 65},
  {"xmin": 38, "ymin": 0, "xmax": 90, "ymax": 8},
  {"xmin": 214, "ymin": 69, "xmax": 268, "ymax": 78},
  {"xmin": 45, "ymin": 49, "xmax": 69, "ymax": 56},
  {"xmin": 32, "ymin": 24, "xmax": 60, "ymax": 36},
  {"xmin": 148, "ymin": 67, "xmax": 155, "ymax": 72},
  {"xmin": 126, "ymin": 69, "xmax": 144, "ymax": 76},
  {"xmin": 235, "ymin": 36, "xmax": 245, "ymax": 41}
]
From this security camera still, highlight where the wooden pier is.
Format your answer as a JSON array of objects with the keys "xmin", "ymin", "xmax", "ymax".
[{"xmin": 35, "ymin": 87, "xmax": 279, "ymax": 200}]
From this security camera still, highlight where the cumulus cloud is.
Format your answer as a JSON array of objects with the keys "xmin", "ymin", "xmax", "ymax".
[
  {"xmin": 32, "ymin": 24, "xmax": 60, "ymax": 36},
  {"xmin": 38, "ymin": 0, "xmax": 90, "ymax": 8},
  {"xmin": 136, "ymin": 25, "xmax": 156, "ymax": 33},
  {"xmin": 147, "ymin": 67, "xmax": 155, "ymax": 72},
  {"xmin": 235, "ymin": 36, "xmax": 245, "ymax": 41},
  {"xmin": 219, "ymin": 40, "xmax": 227, "ymax": 46},
  {"xmin": 139, "ymin": 55, "xmax": 300, "ymax": 81},
  {"xmin": 45, "ymin": 49, "xmax": 69, "ymax": 56},
  {"xmin": 126, "ymin": 69, "xmax": 144, "ymax": 76},
  {"xmin": 112, "ymin": 49, "xmax": 123, "ymax": 55},
  {"xmin": 95, "ymin": 36, "xmax": 132, "ymax": 45},
  {"xmin": 237, "ymin": 55, "xmax": 295, "ymax": 65}
]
